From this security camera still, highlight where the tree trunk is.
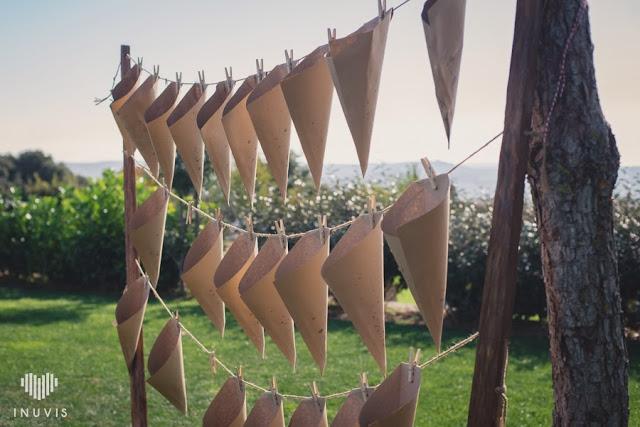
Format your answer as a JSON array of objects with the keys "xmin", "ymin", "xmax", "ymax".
[{"xmin": 528, "ymin": 1, "xmax": 629, "ymax": 425}]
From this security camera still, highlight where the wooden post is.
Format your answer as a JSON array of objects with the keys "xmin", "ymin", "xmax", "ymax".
[
  {"xmin": 467, "ymin": 2, "xmax": 542, "ymax": 426},
  {"xmin": 121, "ymin": 44, "xmax": 148, "ymax": 427}
]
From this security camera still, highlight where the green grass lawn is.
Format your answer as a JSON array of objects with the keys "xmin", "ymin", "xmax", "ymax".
[{"xmin": 0, "ymin": 286, "xmax": 637, "ymax": 426}]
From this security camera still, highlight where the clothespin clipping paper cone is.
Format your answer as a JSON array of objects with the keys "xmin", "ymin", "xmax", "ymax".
[
  {"xmin": 110, "ymin": 64, "xmax": 143, "ymax": 157},
  {"xmin": 422, "ymin": 0, "xmax": 467, "ymax": 144},
  {"xmin": 145, "ymin": 81, "xmax": 180, "ymax": 188},
  {"xmin": 331, "ymin": 381, "xmax": 375, "ymax": 427},
  {"xmin": 213, "ymin": 232, "xmax": 265, "ymax": 356},
  {"xmin": 181, "ymin": 221, "xmax": 225, "ymax": 336},
  {"xmin": 168, "ymin": 82, "xmax": 207, "ymax": 198},
  {"xmin": 197, "ymin": 81, "xmax": 234, "ymax": 203},
  {"xmin": 240, "ymin": 235, "xmax": 296, "ymax": 367},
  {"xmin": 115, "ymin": 275, "xmax": 150, "ymax": 368},
  {"xmin": 327, "ymin": 10, "xmax": 392, "ymax": 176},
  {"xmin": 281, "ymin": 44, "xmax": 333, "ymax": 192},
  {"xmin": 359, "ymin": 363, "xmax": 421, "ymax": 427},
  {"xmin": 322, "ymin": 212, "xmax": 386, "ymax": 374},
  {"xmin": 130, "ymin": 188, "xmax": 169, "ymax": 287},
  {"xmin": 289, "ymin": 384, "xmax": 328, "ymax": 427},
  {"xmin": 147, "ymin": 317, "xmax": 187, "ymax": 415},
  {"xmin": 244, "ymin": 389, "xmax": 285, "ymax": 427},
  {"xmin": 202, "ymin": 375, "xmax": 246, "ymax": 427},
  {"xmin": 275, "ymin": 226, "xmax": 329, "ymax": 373}
]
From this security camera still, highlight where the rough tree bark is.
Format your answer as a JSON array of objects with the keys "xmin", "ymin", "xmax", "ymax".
[{"xmin": 528, "ymin": 1, "xmax": 629, "ymax": 425}]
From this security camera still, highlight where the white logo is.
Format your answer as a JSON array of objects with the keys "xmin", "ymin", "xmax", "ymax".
[{"xmin": 20, "ymin": 373, "xmax": 59, "ymax": 400}]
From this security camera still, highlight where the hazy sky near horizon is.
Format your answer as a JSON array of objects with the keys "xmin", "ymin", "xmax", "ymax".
[{"xmin": 0, "ymin": 0, "xmax": 638, "ymax": 167}]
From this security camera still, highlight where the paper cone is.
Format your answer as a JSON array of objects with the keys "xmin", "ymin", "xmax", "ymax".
[
  {"xmin": 130, "ymin": 188, "xmax": 170, "ymax": 287},
  {"xmin": 247, "ymin": 63, "xmax": 292, "ymax": 200},
  {"xmin": 202, "ymin": 376, "xmax": 246, "ymax": 427},
  {"xmin": 115, "ymin": 275, "xmax": 150, "ymax": 368},
  {"xmin": 381, "ymin": 174, "xmax": 450, "ymax": 351},
  {"xmin": 147, "ymin": 317, "xmax": 187, "ymax": 414},
  {"xmin": 359, "ymin": 363, "xmax": 421, "ymax": 427},
  {"xmin": 239, "ymin": 236, "xmax": 296, "ymax": 367},
  {"xmin": 222, "ymin": 76, "xmax": 259, "ymax": 201},
  {"xmin": 181, "ymin": 221, "xmax": 225, "ymax": 336},
  {"xmin": 289, "ymin": 398, "xmax": 328, "ymax": 427},
  {"xmin": 331, "ymin": 387, "xmax": 374, "ymax": 427},
  {"xmin": 244, "ymin": 391, "xmax": 285, "ymax": 427},
  {"xmin": 422, "ymin": 0, "xmax": 466, "ymax": 142},
  {"xmin": 198, "ymin": 81, "xmax": 234, "ymax": 202},
  {"xmin": 168, "ymin": 83, "xmax": 207, "ymax": 198},
  {"xmin": 328, "ymin": 12, "xmax": 392, "ymax": 176},
  {"xmin": 322, "ymin": 213, "xmax": 386, "ymax": 374},
  {"xmin": 281, "ymin": 45, "xmax": 333, "ymax": 191},
  {"xmin": 111, "ymin": 65, "xmax": 143, "ymax": 156},
  {"xmin": 275, "ymin": 229, "xmax": 329, "ymax": 373},
  {"xmin": 213, "ymin": 233, "xmax": 265, "ymax": 355},
  {"xmin": 145, "ymin": 81, "xmax": 180, "ymax": 188}
]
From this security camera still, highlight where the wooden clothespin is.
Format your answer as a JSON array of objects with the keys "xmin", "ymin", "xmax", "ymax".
[
  {"xmin": 152, "ymin": 65, "xmax": 160, "ymax": 80},
  {"xmin": 368, "ymin": 194, "xmax": 377, "ymax": 226},
  {"xmin": 215, "ymin": 208, "xmax": 224, "ymax": 230},
  {"xmin": 224, "ymin": 67, "xmax": 234, "ymax": 92},
  {"xmin": 186, "ymin": 201, "xmax": 193, "ymax": 225},
  {"xmin": 174, "ymin": 310, "xmax": 180, "ymax": 321},
  {"xmin": 360, "ymin": 372, "xmax": 370, "ymax": 399},
  {"xmin": 198, "ymin": 70, "xmax": 206, "ymax": 90},
  {"xmin": 310, "ymin": 381, "xmax": 321, "ymax": 407},
  {"xmin": 245, "ymin": 216, "xmax": 255, "ymax": 241},
  {"xmin": 327, "ymin": 28, "xmax": 337, "ymax": 42},
  {"xmin": 209, "ymin": 351, "xmax": 217, "ymax": 375},
  {"xmin": 275, "ymin": 219, "xmax": 287, "ymax": 249},
  {"xmin": 285, "ymin": 49, "xmax": 294, "ymax": 73},
  {"xmin": 378, "ymin": 0, "xmax": 387, "ymax": 18},
  {"xmin": 420, "ymin": 157, "xmax": 438, "ymax": 190},
  {"xmin": 271, "ymin": 376, "xmax": 280, "ymax": 405},
  {"xmin": 136, "ymin": 57, "xmax": 143, "ymax": 67},
  {"xmin": 175, "ymin": 72, "xmax": 182, "ymax": 88},
  {"xmin": 317, "ymin": 215, "xmax": 328, "ymax": 244},
  {"xmin": 407, "ymin": 347, "xmax": 421, "ymax": 383},
  {"xmin": 236, "ymin": 365, "xmax": 245, "ymax": 391},
  {"xmin": 256, "ymin": 58, "xmax": 265, "ymax": 82}
]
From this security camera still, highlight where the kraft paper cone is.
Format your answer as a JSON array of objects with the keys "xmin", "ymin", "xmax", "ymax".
[
  {"xmin": 145, "ymin": 81, "xmax": 180, "ymax": 188},
  {"xmin": 359, "ymin": 363, "xmax": 421, "ymax": 427},
  {"xmin": 181, "ymin": 222, "xmax": 225, "ymax": 336},
  {"xmin": 275, "ymin": 229, "xmax": 329, "ymax": 373},
  {"xmin": 328, "ymin": 12, "xmax": 392, "ymax": 176},
  {"xmin": 239, "ymin": 236, "xmax": 296, "ymax": 367},
  {"xmin": 381, "ymin": 174, "xmax": 450, "ymax": 351},
  {"xmin": 222, "ymin": 76, "xmax": 259, "ymax": 201},
  {"xmin": 111, "ymin": 65, "xmax": 143, "ymax": 156},
  {"xmin": 168, "ymin": 83, "xmax": 207, "ymax": 198},
  {"xmin": 202, "ymin": 376, "xmax": 246, "ymax": 427},
  {"xmin": 281, "ymin": 45, "xmax": 333, "ymax": 191},
  {"xmin": 197, "ymin": 81, "xmax": 234, "ymax": 202},
  {"xmin": 130, "ymin": 188, "xmax": 170, "ymax": 287},
  {"xmin": 244, "ymin": 391, "xmax": 285, "ymax": 427},
  {"xmin": 115, "ymin": 276, "xmax": 150, "ymax": 368},
  {"xmin": 147, "ymin": 317, "xmax": 187, "ymax": 415},
  {"xmin": 331, "ymin": 387, "xmax": 375, "ymax": 427},
  {"xmin": 422, "ymin": 0, "xmax": 466, "ymax": 143},
  {"xmin": 289, "ymin": 398, "xmax": 328, "ymax": 427},
  {"xmin": 214, "ymin": 233, "xmax": 265, "ymax": 355},
  {"xmin": 247, "ymin": 63, "xmax": 292, "ymax": 200},
  {"xmin": 322, "ymin": 213, "xmax": 386, "ymax": 374}
]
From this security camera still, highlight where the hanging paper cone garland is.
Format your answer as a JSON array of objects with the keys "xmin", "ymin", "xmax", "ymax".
[
  {"xmin": 111, "ymin": 65, "xmax": 143, "ymax": 156},
  {"xmin": 130, "ymin": 188, "xmax": 169, "ymax": 287},
  {"xmin": 289, "ymin": 397, "xmax": 328, "ymax": 427},
  {"xmin": 145, "ymin": 81, "xmax": 180, "ymax": 188},
  {"xmin": 381, "ymin": 173, "xmax": 450, "ymax": 351},
  {"xmin": 421, "ymin": 0, "xmax": 466, "ymax": 144},
  {"xmin": 115, "ymin": 275, "xmax": 150, "ymax": 368},
  {"xmin": 181, "ymin": 221, "xmax": 225, "ymax": 336},
  {"xmin": 328, "ymin": 11, "xmax": 392, "ymax": 176},
  {"xmin": 275, "ymin": 228, "xmax": 329, "ymax": 373},
  {"xmin": 202, "ymin": 376, "xmax": 247, "ymax": 427},
  {"xmin": 331, "ymin": 386, "xmax": 374, "ymax": 427},
  {"xmin": 168, "ymin": 83, "xmax": 207, "ymax": 198},
  {"xmin": 147, "ymin": 317, "xmax": 188, "ymax": 415},
  {"xmin": 322, "ymin": 213, "xmax": 386, "ymax": 374},
  {"xmin": 214, "ymin": 233, "xmax": 265, "ymax": 356},
  {"xmin": 244, "ymin": 390, "xmax": 285, "ymax": 427},
  {"xmin": 281, "ymin": 45, "xmax": 333, "ymax": 191}
]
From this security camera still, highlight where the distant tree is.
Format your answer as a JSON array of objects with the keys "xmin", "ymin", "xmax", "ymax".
[{"xmin": 0, "ymin": 150, "xmax": 81, "ymax": 195}]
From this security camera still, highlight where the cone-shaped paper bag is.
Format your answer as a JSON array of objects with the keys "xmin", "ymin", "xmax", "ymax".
[
  {"xmin": 281, "ymin": 45, "xmax": 333, "ymax": 191},
  {"xmin": 247, "ymin": 63, "xmax": 292, "ymax": 200},
  {"xmin": 275, "ymin": 229, "xmax": 329, "ymax": 373},
  {"xmin": 147, "ymin": 317, "xmax": 187, "ymax": 414},
  {"xmin": 422, "ymin": 0, "xmax": 466, "ymax": 142},
  {"xmin": 381, "ymin": 174, "xmax": 450, "ymax": 351},
  {"xmin": 168, "ymin": 83, "xmax": 206, "ymax": 197},
  {"xmin": 214, "ymin": 233, "xmax": 265, "ymax": 355},
  {"xmin": 240, "ymin": 236, "xmax": 296, "ymax": 367},
  {"xmin": 244, "ymin": 391, "xmax": 285, "ymax": 427},
  {"xmin": 322, "ymin": 213, "xmax": 386, "ymax": 374},
  {"xmin": 331, "ymin": 387, "xmax": 375, "ymax": 427},
  {"xmin": 359, "ymin": 363, "xmax": 421, "ymax": 427},
  {"xmin": 222, "ymin": 76, "xmax": 259, "ymax": 201},
  {"xmin": 145, "ymin": 82, "xmax": 180, "ymax": 188},
  {"xmin": 111, "ymin": 65, "xmax": 142, "ymax": 156},
  {"xmin": 289, "ymin": 398, "xmax": 328, "ymax": 427},
  {"xmin": 328, "ymin": 12, "xmax": 392, "ymax": 176},
  {"xmin": 202, "ymin": 376, "xmax": 246, "ymax": 427},
  {"xmin": 130, "ymin": 188, "xmax": 170, "ymax": 286},
  {"xmin": 198, "ymin": 82, "xmax": 234, "ymax": 202},
  {"xmin": 115, "ymin": 275, "xmax": 150, "ymax": 368},
  {"xmin": 181, "ymin": 221, "xmax": 225, "ymax": 336}
]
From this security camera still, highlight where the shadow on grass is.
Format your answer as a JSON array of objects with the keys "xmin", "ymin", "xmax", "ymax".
[{"xmin": 0, "ymin": 307, "xmax": 89, "ymax": 325}]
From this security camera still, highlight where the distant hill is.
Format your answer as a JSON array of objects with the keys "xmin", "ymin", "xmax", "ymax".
[{"xmin": 65, "ymin": 161, "xmax": 121, "ymax": 179}]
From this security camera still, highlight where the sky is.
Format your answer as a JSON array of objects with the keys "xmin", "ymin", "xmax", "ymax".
[{"xmin": 0, "ymin": 0, "xmax": 638, "ymax": 167}]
